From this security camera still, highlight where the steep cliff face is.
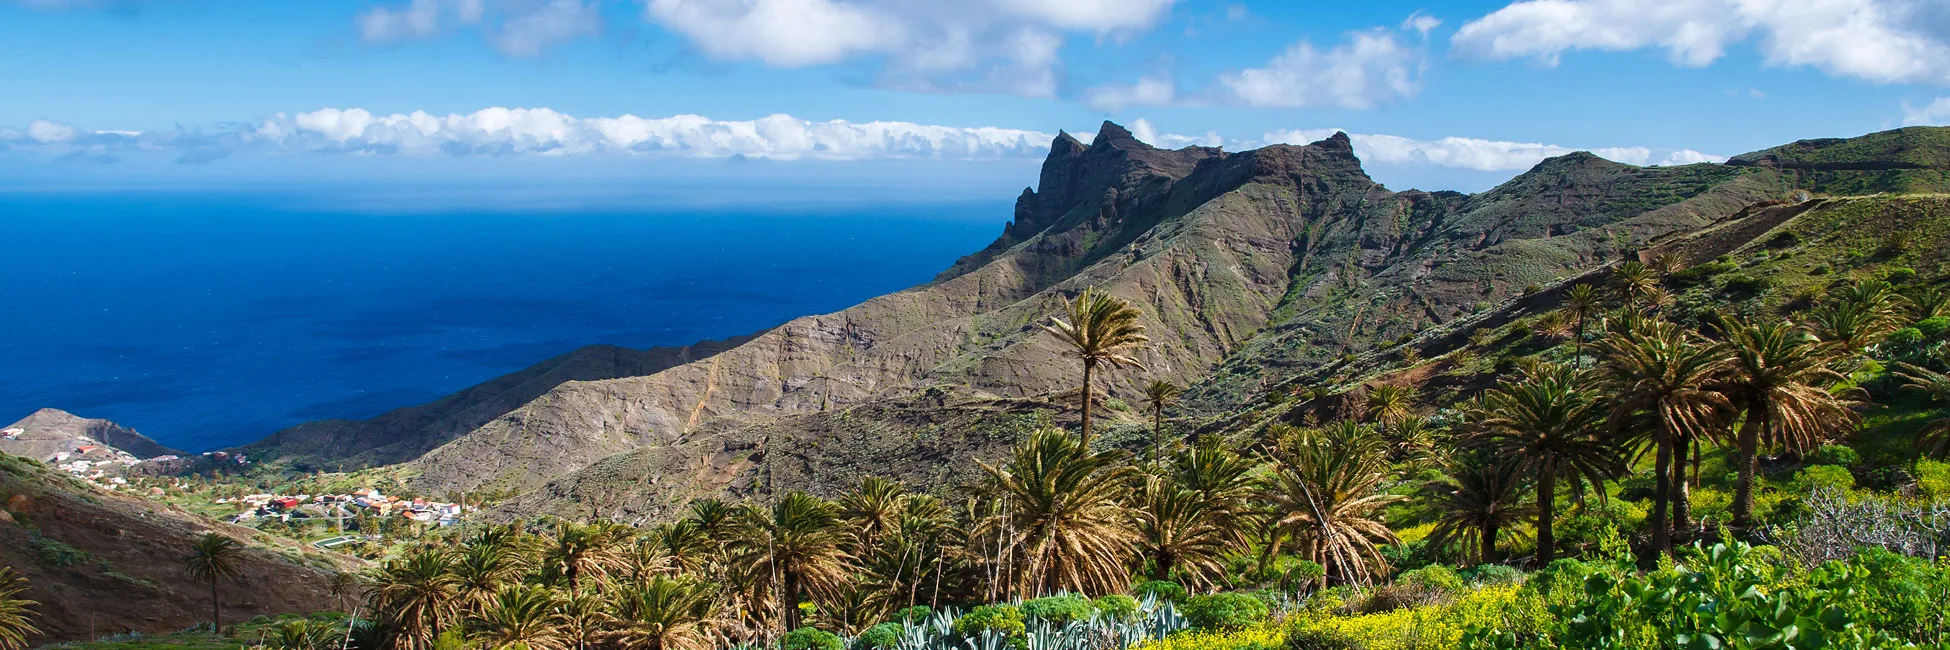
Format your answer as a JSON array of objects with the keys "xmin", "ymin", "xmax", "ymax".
[
  {"xmin": 249, "ymin": 123, "xmax": 1950, "ymax": 510},
  {"xmin": 401, "ymin": 126, "xmax": 1393, "ymax": 494}
]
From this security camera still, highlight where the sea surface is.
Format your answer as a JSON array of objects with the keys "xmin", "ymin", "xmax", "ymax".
[{"xmin": 0, "ymin": 191, "xmax": 1006, "ymax": 452}]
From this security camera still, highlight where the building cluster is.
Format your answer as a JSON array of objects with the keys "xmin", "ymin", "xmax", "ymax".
[{"xmin": 222, "ymin": 488, "xmax": 466, "ymax": 528}]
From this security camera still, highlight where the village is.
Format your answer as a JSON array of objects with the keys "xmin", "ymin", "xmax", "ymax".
[{"xmin": 219, "ymin": 487, "xmax": 467, "ymax": 549}]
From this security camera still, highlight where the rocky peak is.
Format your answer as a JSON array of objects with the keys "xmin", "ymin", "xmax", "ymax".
[
  {"xmin": 1089, "ymin": 120, "xmax": 1146, "ymax": 151},
  {"xmin": 2, "ymin": 408, "xmax": 183, "ymax": 460}
]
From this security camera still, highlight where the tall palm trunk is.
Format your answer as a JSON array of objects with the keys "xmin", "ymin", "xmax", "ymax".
[
  {"xmin": 1732, "ymin": 402, "xmax": 1767, "ymax": 530},
  {"xmin": 1536, "ymin": 469, "xmax": 1557, "ymax": 564},
  {"xmin": 1691, "ymin": 438, "xmax": 1703, "ymax": 488},
  {"xmin": 1152, "ymin": 403, "xmax": 1165, "ymax": 468},
  {"xmin": 783, "ymin": 572, "xmax": 803, "ymax": 631},
  {"xmin": 1480, "ymin": 521, "xmax": 1499, "ymax": 565},
  {"xmin": 1575, "ymin": 315, "xmax": 1587, "ymax": 370},
  {"xmin": 1650, "ymin": 438, "xmax": 1672, "ymax": 555},
  {"xmin": 209, "ymin": 576, "xmax": 221, "ymax": 635},
  {"xmin": 1080, "ymin": 359, "xmax": 1096, "ymax": 446},
  {"xmin": 1672, "ymin": 436, "xmax": 1693, "ymax": 545}
]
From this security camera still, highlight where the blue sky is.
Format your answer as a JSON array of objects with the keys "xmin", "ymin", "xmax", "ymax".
[{"xmin": 4, "ymin": 0, "xmax": 1948, "ymax": 195}]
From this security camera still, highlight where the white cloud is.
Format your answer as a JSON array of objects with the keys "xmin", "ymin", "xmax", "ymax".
[
  {"xmin": 1903, "ymin": 97, "xmax": 1950, "ymax": 125},
  {"xmin": 1082, "ymin": 75, "xmax": 1178, "ymax": 112},
  {"xmin": 1127, "ymin": 119, "xmax": 1220, "ymax": 149},
  {"xmin": 357, "ymin": 0, "xmax": 598, "ymax": 57},
  {"xmin": 2, "ymin": 110, "xmax": 1727, "ymax": 180},
  {"xmin": 1214, "ymin": 28, "xmax": 1424, "ymax": 109},
  {"xmin": 1084, "ymin": 19, "xmax": 1430, "ymax": 112},
  {"xmin": 1453, "ymin": 0, "xmax": 1950, "ymax": 84},
  {"xmin": 1402, "ymin": 11, "xmax": 1441, "ymax": 36},
  {"xmin": 643, "ymin": 0, "xmax": 901, "ymax": 67},
  {"xmin": 638, "ymin": 0, "xmax": 1180, "ymax": 98},
  {"xmin": 0, "ymin": 109, "xmax": 1059, "ymax": 162},
  {"xmin": 1257, "ymin": 129, "xmax": 1723, "ymax": 171}
]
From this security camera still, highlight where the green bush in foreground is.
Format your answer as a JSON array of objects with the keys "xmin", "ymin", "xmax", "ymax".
[
  {"xmin": 1463, "ymin": 541, "xmax": 1950, "ymax": 649},
  {"xmin": 954, "ymin": 604, "xmax": 1026, "ymax": 640},
  {"xmin": 1181, "ymin": 592, "xmax": 1270, "ymax": 631},
  {"xmin": 853, "ymin": 622, "xmax": 901, "ymax": 650},
  {"xmin": 1094, "ymin": 594, "xmax": 1140, "ymax": 620},
  {"xmin": 1023, "ymin": 594, "xmax": 1094, "ymax": 625},
  {"xmin": 782, "ymin": 627, "xmax": 845, "ymax": 650}
]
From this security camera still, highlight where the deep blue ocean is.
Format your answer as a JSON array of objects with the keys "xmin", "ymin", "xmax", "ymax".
[{"xmin": 0, "ymin": 191, "xmax": 1006, "ymax": 452}]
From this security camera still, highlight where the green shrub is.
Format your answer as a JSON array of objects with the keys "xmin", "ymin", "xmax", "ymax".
[
  {"xmin": 854, "ymin": 623, "xmax": 901, "ymax": 650},
  {"xmin": 1916, "ymin": 459, "xmax": 1950, "ymax": 499},
  {"xmin": 1092, "ymin": 594, "xmax": 1139, "ymax": 621},
  {"xmin": 1810, "ymin": 263, "xmax": 1831, "ymax": 276},
  {"xmin": 1720, "ymin": 273, "xmax": 1770, "ymax": 295},
  {"xmin": 1181, "ymin": 592, "xmax": 1270, "ymax": 630},
  {"xmin": 1765, "ymin": 231, "xmax": 1802, "ymax": 248},
  {"xmin": 1793, "ymin": 464, "xmax": 1855, "ymax": 493},
  {"xmin": 954, "ymin": 604, "xmax": 1025, "ymax": 640},
  {"xmin": 31, "ymin": 535, "xmax": 90, "ymax": 567},
  {"xmin": 1885, "ymin": 267, "xmax": 1918, "ymax": 283},
  {"xmin": 1022, "ymin": 595, "xmax": 1093, "ymax": 625},
  {"xmin": 1136, "ymin": 580, "xmax": 1187, "ymax": 603},
  {"xmin": 782, "ymin": 627, "xmax": 844, "ymax": 650},
  {"xmin": 892, "ymin": 605, "xmax": 933, "ymax": 623},
  {"xmin": 1807, "ymin": 444, "xmax": 1861, "ymax": 467},
  {"xmin": 1886, "ymin": 327, "xmax": 1926, "ymax": 349},
  {"xmin": 1918, "ymin": 316, "xmax": 1950, "ymax": 339},
  {"xmin": 1669, "ymin": 261, "xmax": 1734, "ymax": 286},
  {"xmin": 1396, "ymin": 565, "xmax": 1466, "ymax": 593},
  {"xmin": 1461, "ymin": 564, "xmax": 1525, "ymax": 587}
]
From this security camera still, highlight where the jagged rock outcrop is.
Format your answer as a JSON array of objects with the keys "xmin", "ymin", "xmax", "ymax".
[{"xmin": 1, "ymin": 408, "xmax": 182, "ymax": 461}]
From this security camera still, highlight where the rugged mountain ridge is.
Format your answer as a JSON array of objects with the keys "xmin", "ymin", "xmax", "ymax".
[{"xmin": 238, "ymin": 124, "xmax": 1950, "ymax": 517}]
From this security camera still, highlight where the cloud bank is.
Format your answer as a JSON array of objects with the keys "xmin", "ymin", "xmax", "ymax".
[
  {"xmin": 1453, "ymin": 0, "xmax": 1950, "ymax": 84},
  {"xmin": 0, "ymin": 108, "xmax": 1722, "ymax": 176}
]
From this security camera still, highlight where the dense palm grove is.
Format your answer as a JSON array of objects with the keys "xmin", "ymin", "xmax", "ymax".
[{"xmin": 7, "ymin": 266, "xmax": 1950, "ymax": 650}]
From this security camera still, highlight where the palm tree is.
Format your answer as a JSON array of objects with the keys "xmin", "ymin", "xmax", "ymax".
[
  {"xmin": 1895, "ymin": 361, "xmax": 1950, "ymax": 458},
  {"xmin": 1718, "ymin": 318, "xmax": 1858, "ymax": 530},
  {"xmin": 1907, "ymin": 285, "xmax": 1950, "ymax": 320},
  {"xmin": 1469, "ymin": 363, "xmax": 1621, "ymax": 563},
  {"xmin": 330, "ymin": 571, "xmax": 366, "ymax": 614},
  {"xmin": 542, "ymin": 522, "xmax": 626, "ymax": 593},
  {"xmin": 1042, "ymin": 287, "xmax": 1150, "ymax": 445},
  {"xmin": 1424, "ymin": 452, "xmax": 1533, "ymax": 566},
  {"xmin": 1142, "ymin": 380, "xmax": 1183, "ymax": 466},
  {"xmin": 837, "ymin": 476, "xmax": 906, "ymax": 554},
  {"xmin": 368, "ymin": 548, "xmax": 462, "ymax": 650},
  {"xmin": 1561, "ymin": 284, "xmax": 1605, "ymax": 368},
  {"xmin": 0, "ymin": 568, "xmax": 39, "ymax": 650},
  {"xmin": 1365, "ymin": 384, "xmax": 1415, "ymax": 427},
  {"xmin": 728, "ymin": 492, "xmax": 851, "ymax": 631},
  {"xmin": 978, "ymin": 427, "xmax": 1140, "ymax": 597},
  {"xmin": 1611, "ymin": 261, "xmax": 1662, "ymax": 308},
  {"xmin": 1170, "ymin": 440, "xmax": 1258, "ymax": 525},
  {"xmin": 182, "ymin": 533, "xmax": 245, "ymax": 635},
  {"xmin": 1135, "ymin": 477, "xmax": 1235, "ymax": 588},
  {"xmin": 467, "ymin": 585, "xmax": 565, "ymax": 650},
  {"xmin": 1807, "ymin": 299, "xmax": 1902, "ymax": 352},
  {"xmin": 1648, "ymin": 253, "xmax": 1682, "ymax": 276},
  {"xmin": 633, "ymin": 521, "xmax": 712, "ymax": 580},
  {"xmin": 605, "ymin": 578, "xmax": 718, "ymax": 650},
  {"xmin": 1597, "ymin": 318, "xmax": 1731, "ymax": 554},
  {"xmin": 1261, "ymin": 423, "xmax": 1404, "ymax": 588},
  {"xmin": 455, "ymin": 533, "xmax": 530, "ymax": 608}
]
